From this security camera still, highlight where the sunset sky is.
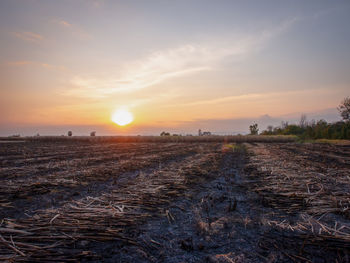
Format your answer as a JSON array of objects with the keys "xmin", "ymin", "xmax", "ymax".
[{"xmin": 1, "ymin": 0, "xmax": 350, "ymax": 135}]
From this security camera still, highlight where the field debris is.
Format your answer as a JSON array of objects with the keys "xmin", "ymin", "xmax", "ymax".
[
  {"xmin": 246, "ymin": 142, "xmax": 350, "ymax": 261},
  {"xmin": 0, "ymin": 139, "xmax": 349, "ymax": 262}
]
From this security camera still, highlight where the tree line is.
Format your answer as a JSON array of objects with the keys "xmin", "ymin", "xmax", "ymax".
[{"xmin": 258, "ymin": 97, "xmax": 350, "ymax": 140}]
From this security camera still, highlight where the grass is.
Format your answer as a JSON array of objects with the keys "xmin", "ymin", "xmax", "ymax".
[
  {"xmin": 295, "ymin": 138, "xmax": 350, "ymax": 145},
  {"xmin": 314, "ymin": 139, "xmax": 350, "ymax": 145},
  {"xmin": 223, "ymin": 143, "xmax": 247, "ymax": 153}
]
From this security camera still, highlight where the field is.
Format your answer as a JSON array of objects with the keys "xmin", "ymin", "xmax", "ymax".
[{"xmin": 0, "ymin": 137, "xmax": 349, "ymax": 262}]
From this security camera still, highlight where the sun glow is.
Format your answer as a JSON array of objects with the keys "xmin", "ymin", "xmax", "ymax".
[{"xmin": 111, "ymin": 109, "xmax": 134, "ymax": 126}]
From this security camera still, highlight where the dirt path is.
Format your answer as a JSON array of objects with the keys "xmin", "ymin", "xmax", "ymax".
[{"xmin": 133, "ymin": 147, "xmax": 265, "ymax": 263}]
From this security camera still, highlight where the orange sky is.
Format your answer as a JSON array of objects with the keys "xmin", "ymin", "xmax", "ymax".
[{"xmin": 1, "ymin": 1, "xmax": 349, "ymax": 135}]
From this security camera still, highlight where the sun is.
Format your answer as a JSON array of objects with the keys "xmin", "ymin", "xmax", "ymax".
[{"xmin": 111, "ymin": 109, "xmax": 134, "ymax": 126}]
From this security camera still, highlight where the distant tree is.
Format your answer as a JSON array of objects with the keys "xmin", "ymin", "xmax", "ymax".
[
  {"xmin": 273, "ymin": 127, "xmax": 282, "ymax": 134},
  {"xmin": 283, "ymin": 124, "xmax": 304, "ymax": 135},
  {"xmin": 160, "ymin": 131, "xmax": 170, "ymax": 136},
  {"xmin": 249, "ymin": 123, "xmax": 259, "ymax": 135},
  {"xmin": 299, "ymin": 114, "xmax": 307, "ymax": 128},
  {"xmin": 90, "ymin": 131, "xmax": 96, "ymax": 136},
  {"xmin": 338, "ymin": 97, "xmax": 350, "ymax": 122},
  {"xmin": 260, "ymin": 125, "xmax": 273, "ymax": 135},
  {"xmin": 281, "ymin": 121, "xmax": 289, "ymax": 129},
  {"xmin": 309, "ymin": 119, "xmax": 316, "ymax": 127},
  {"xmin": 314, "ymin": 120, "xmax": 328, "ymax": 139},
  {"xmin": 259, "ymin": 110, "xmax": 350, "ymax": 140},
  {"xmin": 68, "ymin": 131, "xmax": 73, "ymax": 137}
]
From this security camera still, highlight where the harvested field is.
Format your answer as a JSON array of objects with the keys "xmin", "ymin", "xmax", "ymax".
[{"xmin": 0, "ymin": 138, "xmax": 349, "ymax": 262}]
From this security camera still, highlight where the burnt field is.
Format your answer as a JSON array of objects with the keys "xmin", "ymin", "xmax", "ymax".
[{"xmin": 0, "ymin": 138, "xmax": 350, "ymax": 262}]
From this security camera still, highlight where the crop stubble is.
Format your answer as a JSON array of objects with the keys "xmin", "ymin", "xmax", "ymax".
[{"xmin": 0, "ymin": 138, "xmax": 349, "ymax": 262}]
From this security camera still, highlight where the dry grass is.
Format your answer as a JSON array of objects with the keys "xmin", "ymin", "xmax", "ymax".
[
  {"xmin": 1, "ymin": 140, "xmax": 349, "ymax": 262},
  {"xmin": 246, "ymin": 142, "xmax": 350, "ymax": 260},
  {"xmin": 314, "ymin": 139, "xmax": 350, "ymax": 145},
  {"xmin": 0, "ymin": 142, "xmax": 221, "ymax": 261},
  {"xmin": 22, "ymin": 135, "xmax": 298, "ymax": 143}
]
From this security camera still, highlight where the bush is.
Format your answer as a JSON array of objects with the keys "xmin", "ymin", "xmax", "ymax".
[
  {"xmin": 160, "ymin": 131, "xmax": 171, "ymax": 136},
  {"xmin": 261, "ymin": 120, "xmax": 350, "ymax": 140},
  {"xmin": 249, "ymin": 123, "xmax": 259, "ymax": 135}
]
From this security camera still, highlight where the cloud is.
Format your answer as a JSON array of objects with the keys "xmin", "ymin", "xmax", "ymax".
[
  {"xmin": 58, "ymin": 20, "xmax": 72, "ymax": 27},
  {"xmin": 67, "ymin": 45, "xmax": 216, "ymax": 97},
  {"xmin": 164, "ymin": 88, "xmax": 338, "ymax": 109},
  {"xmin": 51, "ymin": 18, "xmax": 91, "ymax": 40},
  {"xmin": 12, "ymin": 31, "xmax": 44, "ymax": 42},
  {"xmin": 7, "ymin": 60, "xmax": 67, "ymax": 72},
  {"xmin": 91, "ymin": 0, "xmax": 105, "ymax": 8},
  {"xmin": 67, "ymin": 18, "xmax": 299, "ymax": 98},
  {"xmin": 66, "ymin": 43, "xmax": 252, "ymax": 98},
  {"xmin": 7, "ymin": 61, "xmax": 32, "ymax": 66},
  {"xmin": 177, "ymin": 93, "xmax": 265, "ymax": 107}
]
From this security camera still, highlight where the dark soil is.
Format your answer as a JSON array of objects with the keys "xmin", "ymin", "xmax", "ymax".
[{"xmin": 0, "ymin": 140, "xmax": 349, "ymax": 262}]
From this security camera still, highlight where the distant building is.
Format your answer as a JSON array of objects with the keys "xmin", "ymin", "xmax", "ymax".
[{"xmin": 198, "ymin": 129, "xmax": 202, "ymax": 136}]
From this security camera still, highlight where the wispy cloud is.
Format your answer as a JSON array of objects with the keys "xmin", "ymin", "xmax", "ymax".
[
  {"xmin": 57, "ymin": 20, "xmax": 72, "ymax": 27},
  {"xmin": 175, "ymin": 93, "xmax": 266, "ymax": 107},
  {"xmin": 52, "ymin": 18, "xmax": 91, "ymax": 40},
  {"xmin": 163, "ymin": 88, "xmax": 339, "ymax": 110},
  {"xmin": 7, "ymin": 60, "xmax": 67, "ymax": 72},
  {"xmin": 66, "ymin": 43, "xmax": 249, "ymax": 98},
  {"xmin": 12, "ymin": 31, "xmax": 44, "ymax": 42},
  {"xmin": 7, "ymin": 61, "xmax": 32, "ymax": 66},
  {"xmin": 91, "ymin": 0, "xmax": 105, "ymax": 8},
  {"xmin": 67, "ymin": 18, "xmax": 299, "ymax": 98},
  {"xmin": 67, "ymin": 45, "xmax": 216, "ymax": 97}
]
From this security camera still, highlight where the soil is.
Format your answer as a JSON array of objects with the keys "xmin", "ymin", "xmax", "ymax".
[{"xmin": 0, "ymin": 140, "xmax": 349, "ymax": 262}]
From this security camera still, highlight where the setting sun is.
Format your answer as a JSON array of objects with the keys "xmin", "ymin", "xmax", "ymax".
[{"xmin": 111, "ymin": 109, "xmax": 134, "ymax": 126}]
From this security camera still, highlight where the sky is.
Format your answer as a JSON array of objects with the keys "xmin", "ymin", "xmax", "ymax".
[{"xmin": 1, "ymin": 0, "xmax": 349, "ymax": 136}]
